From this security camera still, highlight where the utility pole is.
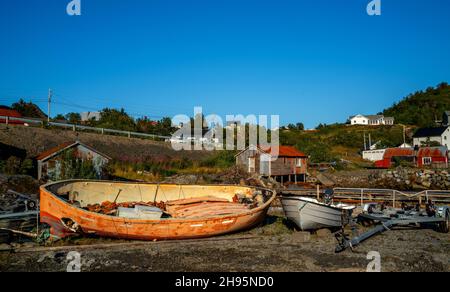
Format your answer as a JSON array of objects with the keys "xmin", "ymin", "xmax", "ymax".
[
  {"xmin": 47, "ymin": 88, "xmax": 52, "ymax": 123},
  {"xmin": 403, "ymin": 125, "xmax": 406, "ymax": 145},
  {"xmin": 363, "ymin": 132, "xmax": 367, "ymax": 151}
]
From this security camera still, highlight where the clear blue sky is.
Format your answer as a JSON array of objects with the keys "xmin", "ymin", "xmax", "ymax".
[{"xmin": 1, "ymin": 0, "xmax": 449, "ymax": 128}]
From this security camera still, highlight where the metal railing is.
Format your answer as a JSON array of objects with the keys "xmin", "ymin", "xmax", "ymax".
[
  {"xmin": 333, "ymin": 187, "xmax": 450, "ymax": 207},
  {"xmin": 0, "ymin": 115, "xmax": 171, "ymax": 141},
  {"xmin": 281, "ymin": 187, "xmax": 450, "ymax": 207}
]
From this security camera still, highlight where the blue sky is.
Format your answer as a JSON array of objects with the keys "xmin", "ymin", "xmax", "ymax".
[{"xmin": 0, "ymin": 0, "xmax": 449, "ymax": 128}]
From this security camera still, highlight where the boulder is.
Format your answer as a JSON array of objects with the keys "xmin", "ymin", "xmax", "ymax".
[{"xmin": 421, "ymin": 181, "xmax": 432, "ymax": 188}]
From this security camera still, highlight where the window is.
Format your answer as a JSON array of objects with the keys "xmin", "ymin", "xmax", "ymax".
[
  {"xmin": 423, "ymin": 157, "xmax": 432, "ymax": 166},
  {"xmin": 296, "ymin": 159, "xmax": 302, "ymax": 167}
]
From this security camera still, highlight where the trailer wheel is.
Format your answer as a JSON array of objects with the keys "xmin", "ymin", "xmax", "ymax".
[{"xmin": 439, "ymin": 210, "xmax": 449, "ymax": 233}]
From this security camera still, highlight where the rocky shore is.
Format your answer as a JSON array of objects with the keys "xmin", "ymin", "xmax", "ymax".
[{"xmin": 325, "ymin": 168, "xmax": 450, "ymax": 191}]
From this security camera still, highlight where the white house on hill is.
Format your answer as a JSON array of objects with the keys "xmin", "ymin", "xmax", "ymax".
[
  {"xmin": 413, "ymin": 127, "xmax": 450, "ymax": 149},
  {"xmin": 349, "ymin": 115, "xmax": 395, "ymax": 126}
]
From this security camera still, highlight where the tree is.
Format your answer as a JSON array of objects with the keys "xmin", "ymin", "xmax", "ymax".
[
  {"xmin": 97, "ymin": 108, "xmax": 136, "ymax": 131},
  {"xmin": 420, "ymin": 138, "xmax": 441, "ymax": 147},
  {"xmin": 66, "ymin": 112, "xmax": 81, "ymax": 124},
  {"xmin": 11, "ymin": 99, "xmax": 46, "ymax": 118},
  {"xmin": 383, "ymin": 82, "xmax": 450, "ymax": 127},
  {"xmin": 53, "ymin": 114, "xmax": 66, "ymax": 121},
  {"xmin": 296, "ymin": 123, "xmax": 305, "ymax": 131}
]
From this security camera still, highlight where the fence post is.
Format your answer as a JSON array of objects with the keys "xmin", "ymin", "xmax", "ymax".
[
  {"xmin": 128, "ymin": 132, "xmax": 131, "ymax": 138},
  {"xmin": 393, "ymin": 190, "xmax": 396, "ymax": 208},
  {"xmin": 5, "ymin": 116, "xmax": 8, "ymax": 126},
  {"xmin": 361, "ymin": 189, "xmax": 364, "ymax": 207},
  {"xmin": 316, "ymin": 185, "xmax": 320, "ymax": 201},
  {"xmin": 101, "ymin": 128, "xmax": 104, "ymax": 135}
]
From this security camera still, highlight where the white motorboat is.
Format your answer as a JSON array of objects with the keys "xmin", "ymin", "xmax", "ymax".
[{"xmin": 281, "ymin": 196, "xmax": 355, "ymax": 231}]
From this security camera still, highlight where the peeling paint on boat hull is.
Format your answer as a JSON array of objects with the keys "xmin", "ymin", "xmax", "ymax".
[{"xmin": 40, "ymin": 181, "xmax": 276, "ymax": 240}]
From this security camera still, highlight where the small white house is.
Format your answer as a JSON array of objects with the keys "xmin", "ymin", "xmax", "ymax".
[
  {"xmin": 350, "ymin": 115, "xmax": 395, "ymax": 126},
  {"xmin": 413, "ymin": 127, "xmax": 450, "ymax": 149}
]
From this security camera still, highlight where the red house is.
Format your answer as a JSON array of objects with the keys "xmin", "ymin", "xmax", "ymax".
[
  {"xmin": 374, "ymin": 148, "xmax": 415, "ymax": 169},
  {"xmin": 417, "ymin": 147, "xmax": 448, "ymax": 168},
  {"xmin": 374, "ymin": 146, "xmax": 449, "ymax": 169},
  {"xmin": 0, "ymin": 107, "xmax": 23, "ymax": 125}
]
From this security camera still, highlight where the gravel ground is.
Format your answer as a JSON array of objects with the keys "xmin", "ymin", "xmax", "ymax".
[{"xmin": 0, "ymin": 213, "xmax": 448, "ymax": 272}]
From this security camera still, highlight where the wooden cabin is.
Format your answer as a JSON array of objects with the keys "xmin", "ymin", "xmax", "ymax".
[
  {"xmin": 236, "ymin": 145, "xmax": 308, "ymax": 183},
  {"xmin": 36, "ymin": 141, "xmax": 111, "ymax": 181}
]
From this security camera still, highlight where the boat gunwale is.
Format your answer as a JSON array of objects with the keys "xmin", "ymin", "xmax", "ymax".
[
  {"xmin": 280, "ymin": 195, "xmax": 355, "ymax": 212},
  {"xmin": 41, "ymin": 180, "xmax": 277, "ymax": 223}
]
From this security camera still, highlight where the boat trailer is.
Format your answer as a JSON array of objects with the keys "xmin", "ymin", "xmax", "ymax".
[{"xmin": 335, "ymin": 201, "xmax": 450, "ymax": 253}]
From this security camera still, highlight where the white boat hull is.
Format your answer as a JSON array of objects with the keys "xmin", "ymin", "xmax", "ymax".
[{"xmin": 281, "ymin": 196, "xmax": 354, "ymax": 231}]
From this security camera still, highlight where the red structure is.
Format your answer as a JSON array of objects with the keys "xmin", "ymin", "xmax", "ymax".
[
  {"xmin": 417, "ymin": 147, "xmax": 448, "ymax": 168},
  {"xmin": 0, "ymin": 107, "xmax": 23, "ymax": 125},
  {"xmin": 374, "ymin": 146, "xmax": 449, "ymax": 169},
  {"xmin": 374, "ymin": 148, "xmax": 415, "ymax": 169}
]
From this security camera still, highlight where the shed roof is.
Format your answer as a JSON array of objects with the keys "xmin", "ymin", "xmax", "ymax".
[
  {"xmin": 383, "ymin": 148, "xmax": 415, "ymax": 159},
  {"xmin": 260, "ymin": 146, "xmax": 308, "ymax": 158},
  {"xmin": 36, "ymin": 141, "xmax": 111, "ymax": 161},
  {"xmin": 417, "ymin": 146, "xmax": 448, "ymax": 157},
  {"xmin": 413, "ymin": 127, "xmax": 448, "ymax": 138},
  {"xmin": 236, "ymin": 145, "xmax": 308, "ymax": 158},
  {"xmin": 0, "ymin": 108, "xmax": 22, "ymax": 118}
]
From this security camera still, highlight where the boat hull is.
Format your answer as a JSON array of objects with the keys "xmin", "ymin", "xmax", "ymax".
[
  {"xmin": 281, "ymin": 196, "xmax": 353, "ymax": 231},
  {"xmin": 40, "ymin": 181, "xmax": 276, "ymax": 241}
]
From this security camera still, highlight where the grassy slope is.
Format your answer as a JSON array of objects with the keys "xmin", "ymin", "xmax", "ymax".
[
  {"xmin": 281, "ymin": 83, "xmax": 450, "ymax": 164},
  {"xmin": 383, "ymin": 82, "xmax": 450, "ymax": 127},
  {"xmin": 280, "ymin": 124, "xmax": 407, "ymax": 164}
]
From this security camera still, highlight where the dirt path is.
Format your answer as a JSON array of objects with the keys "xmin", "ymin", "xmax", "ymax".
[{"xmin": 1, "ymin": 216, "xmax": 448, "ymax": 272}]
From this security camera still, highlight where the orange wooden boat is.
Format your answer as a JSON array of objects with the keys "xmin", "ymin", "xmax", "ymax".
[{"xmin": 40, "ymin": 180, "xmax": 276, "ymax": 240}]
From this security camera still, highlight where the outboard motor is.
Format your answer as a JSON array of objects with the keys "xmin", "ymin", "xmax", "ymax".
[
  {"xmin": 324, "ymin": 189, "xmax": 334, "ymax": 205},
  {"xmin": 426, "ymin": 199, "xmax": 437, "ymax": 217}
]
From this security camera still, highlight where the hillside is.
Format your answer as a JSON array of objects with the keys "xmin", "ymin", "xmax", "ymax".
[
  {"xmin": 383, "ymin": 82, "xmax": 450, "ymax": 128},
  {"xmin": 279, "ymin": 83, "xmax": 450, "ymax": 165},
  {"xmin": 280, "ymin": 124, "xmax": 408, "ymax": 164},
  {"xmin": 0, "ymin": 124, "xmax": 212, "ymax": 162}
]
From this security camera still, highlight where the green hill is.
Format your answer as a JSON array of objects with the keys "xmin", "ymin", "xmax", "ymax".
[
  {"xmin": 383, "ymin": 82, "xmax": 450, "ymax": 128},
  {"xmin": 281, "ymin": 124, "xmax": 405, "ymax": 164},
  {"xmin": 281, "ymin": 82, "xmax": 450, "ymax": 165}
]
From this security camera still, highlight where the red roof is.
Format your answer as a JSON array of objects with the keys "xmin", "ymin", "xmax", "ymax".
[
  {"xmin": 417, "ymin": 147, "xmax": 447, "ymax": 157},
  {"xmin": 36, "ymin": 141, "xmax": 111, "ymax": 161},
  {"xmin": 383, "ymin": 148, "xmax": 414, "ymax": 159},
  {"xmin": 36, "ymin": 141, "xmax": 77, "ymax": 161},
  {"xmin": 0, "ymin": 108, "xmax": 22, "ymax": 118},
  {"xmin": 261, "ymin": 146, "xmax": 307, "ymax": 157}
]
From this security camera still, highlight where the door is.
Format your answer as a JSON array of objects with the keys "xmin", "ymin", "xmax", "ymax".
[{"xmin": 248, "ymin": 157, "xmax": 256, "ymax": 173}]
